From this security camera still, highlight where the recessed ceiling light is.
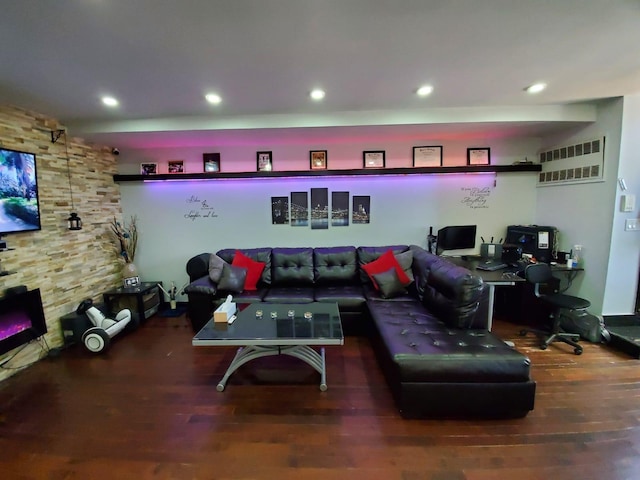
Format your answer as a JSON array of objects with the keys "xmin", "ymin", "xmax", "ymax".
[
  {"xmin": 310, "ymin": 89, "xmax": 325, "ymax": 100},
  {"xmin": 101, "ymin": 96, "xmax": 119, "ymax": 107},
  {"xmin": 416, "ymin": 85, "xmax": 434, "ymax": 97},
  {"xmin": 205, "ymin": 93, "xmax": 222, "ymax": 105},
  {"xmin": 525, "ymin": 83, "xmax": 547, "ymax": 94}
]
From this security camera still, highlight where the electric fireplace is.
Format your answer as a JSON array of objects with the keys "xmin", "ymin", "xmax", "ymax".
[{"xmin": 0, "ymin": 288, "xmax": 47, "ymax": 357}]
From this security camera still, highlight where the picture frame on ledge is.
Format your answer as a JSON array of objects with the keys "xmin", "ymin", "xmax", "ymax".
[
  {"xmin": 413, "ymin": 146, "xmax": 443, "ymax": 167},
  {"xmin": 257, "ymin": 151, "xmax": 273, "ymax": 171},
  {"xmin": 467, "ymin": 147, "xmax": 491, "ymax": 166},
  {"xmin": 203, "ymin": 153, "xmax": 221, "ymax": 172},
  {"xmin": 310, "ymin": 150, "xmax": 328, "ymax": 170},
  {"xmin": 363, "ymin": 150, "xmax": 385, "ymax": 169},
  {"xmin": 167, "ymin": 160, "xmax": 184, "ymax": 173},
  {"xmin": 140, "ymin": 163, "xmax": 158, "ymax": 175}
]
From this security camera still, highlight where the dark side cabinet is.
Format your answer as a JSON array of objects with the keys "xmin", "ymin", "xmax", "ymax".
[{"xmin": 103, "ymin": 282, "xmax": 162, "ymax": 322}]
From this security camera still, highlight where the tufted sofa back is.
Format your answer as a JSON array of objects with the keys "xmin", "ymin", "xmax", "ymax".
[
  {"xmin": 313, "ymin": 246, "xmax": 358, "ymax": 285},
  {"xmin": 270, "ymin": 247, "xmax": 315, "ymax": 286},
  {"xmin": 187, "ymin": 246, "xmax": 482, "ymax": 330}
]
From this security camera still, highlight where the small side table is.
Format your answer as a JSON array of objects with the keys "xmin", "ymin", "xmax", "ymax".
[{"xmin": 103, "ymin": 282, "xmax": 163, "ymax": 322}]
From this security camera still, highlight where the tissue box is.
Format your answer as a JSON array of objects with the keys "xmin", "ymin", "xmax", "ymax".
[{"xmin": 214, "ymin": 302, "xmax": 236, "ymax": 323}]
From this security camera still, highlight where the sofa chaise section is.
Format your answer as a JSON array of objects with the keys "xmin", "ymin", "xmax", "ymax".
[{"xmin": 367, "ymin": 299, "xmax": 536, "ymax": 418}]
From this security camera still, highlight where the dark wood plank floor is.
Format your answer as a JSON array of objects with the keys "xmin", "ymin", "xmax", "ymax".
[{"xmin": 1, "ymin": 314, "xmax": 640, "ymax": 480}]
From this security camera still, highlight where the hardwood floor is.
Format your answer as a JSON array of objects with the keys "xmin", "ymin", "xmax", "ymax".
[{"xmin": 1, "ymin": 314, "xmax": 640, "ymax": 480}]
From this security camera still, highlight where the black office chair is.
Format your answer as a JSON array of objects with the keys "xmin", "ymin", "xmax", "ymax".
[{"xmin": 519, "ymin": 262, "xmax": 590, "ymax": 355}]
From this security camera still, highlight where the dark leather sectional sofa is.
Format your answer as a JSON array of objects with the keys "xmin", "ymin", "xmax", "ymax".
[{"xmin": 185, "ymin": 244, "xmax": 536, "ymax": 418}]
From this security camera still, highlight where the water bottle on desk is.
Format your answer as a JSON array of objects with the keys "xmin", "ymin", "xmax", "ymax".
[
  {"xmin": 567, "ymin": 245, "xmax": 582, "ymax": 268},
  {"xmin": 573, "ymin": 245, "xmax": 582, "ymax": 267}
]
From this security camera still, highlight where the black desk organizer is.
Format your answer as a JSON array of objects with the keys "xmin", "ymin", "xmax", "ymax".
[{"xmin": 603, "ymin": 315, "xmax": 640, "ymax": 358}]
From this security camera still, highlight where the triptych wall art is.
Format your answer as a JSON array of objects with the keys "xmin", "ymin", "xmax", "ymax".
[{"xmin": 271, "ymin": 189, "xmax": 370, "ymax": 228}]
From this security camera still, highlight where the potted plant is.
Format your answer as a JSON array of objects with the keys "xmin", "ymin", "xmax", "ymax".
[{"xmin": 111, "ymin": 215, "xmax": 139, "ymax": 285}]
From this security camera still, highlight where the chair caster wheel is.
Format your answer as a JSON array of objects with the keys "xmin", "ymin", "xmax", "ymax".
[
  {"xmin": 519, "ymin": 329, "xmax": 528, "ymax": 336},
  {"xmin": 574, "ymin": 347, "xmax": 583, "ymax": 355},
  {"xmin": 540, "ymin": 344, "xmax": 548, "ymax": 350}
]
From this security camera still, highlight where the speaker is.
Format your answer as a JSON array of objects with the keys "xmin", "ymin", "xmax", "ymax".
[
  {"xmin": 60, "ymin": 311, "xmax": 93, "ymax": 347},
  {"xmin": 4, "ymin": 285, "xmax": 28, "ymax": 297}
]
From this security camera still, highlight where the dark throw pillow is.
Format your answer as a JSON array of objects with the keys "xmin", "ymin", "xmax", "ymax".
[
  {"xmin": 217, "ymin": 263, "xmax": 247, "ymax": 293},
  {"xmin": 371, "ymin": 267, "xmax": 408, "ymax": 299},
  {"xmin": 394, "ymin": 250, "xmax": 414, "ymax": 284},
  {"xmin": 208, "ymin": 254, "xmax": 226, "ymax": 283}
]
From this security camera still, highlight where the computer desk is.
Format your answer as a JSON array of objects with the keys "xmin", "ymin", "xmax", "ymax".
[{"xmin": 447, "ymin": 256, "xmax": 583, "ymax": 331}]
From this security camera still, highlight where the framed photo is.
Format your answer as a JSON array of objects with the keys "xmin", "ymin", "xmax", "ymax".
[
  {"xmin": 140, "ymin": 163, "xmax": 158, "ymax": 175},
  {"xmin": 257, "ymin": 151, "xmax": 273, "ymax": 171},
  {"xmin": 467, "ymin": 147, "xmax": 491, "ymax": 166},
  {"xmin": 310, "ymin": 150, "xmax": 328, "ymax": 170},
  {"xmin": 203, "ymin": 153, "xmax": 221, "ymax": 172},
  {"xmin": 363, "ymin": 150, "xmax": 385, "ymax": 169},
  {"xmin": 123, "ymin": 275, "xmax": 140, "ymax": 288},
  {"xmin": 413, "ymin": 146, "xmax": 443, "ymax": 167},
  {"xmin": 167, "ymin": 160, "xmax": 184, "ymax": 173}
]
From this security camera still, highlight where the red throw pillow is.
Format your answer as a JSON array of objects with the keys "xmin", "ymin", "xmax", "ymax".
[
  {"xmin": 231, "ymin": 250, "xmax": 266, "ymax": 291},
  {"xmin": 362, "ymin": 250, "xmax": 411, "ymax": 290}
]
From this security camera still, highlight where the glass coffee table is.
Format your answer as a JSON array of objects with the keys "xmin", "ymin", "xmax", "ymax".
[{"xmin": 192, "ymin": 303, "xmax": 343, "ymax": 391}]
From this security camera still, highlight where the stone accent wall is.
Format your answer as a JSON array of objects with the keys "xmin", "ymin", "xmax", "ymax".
[{"xmin": 0, "ymin": 105, "xmax": 123, "ymax": 381}]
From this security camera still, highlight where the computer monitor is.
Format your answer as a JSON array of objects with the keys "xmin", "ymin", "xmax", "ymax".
[{"xmin": 436, "ymin": 225, "xmax": 477, "ymax": 255}]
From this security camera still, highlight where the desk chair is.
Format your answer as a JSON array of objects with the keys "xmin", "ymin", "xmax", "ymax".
[{"xmin": 519, "ymin": 263, "xmax": 590, "ymax": 355}]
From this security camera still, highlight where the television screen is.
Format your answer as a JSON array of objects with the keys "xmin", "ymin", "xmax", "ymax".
[
  {"xmin": 0, "ymin": 147, "xmax": 41, "ymax": 236},
  {"xmin": 0, "ymin": 289, "xmax": 47, "ymax": 357},
  {"xmin": 436, "ymin": 225, "xmax": 477, "ymax": 255}
]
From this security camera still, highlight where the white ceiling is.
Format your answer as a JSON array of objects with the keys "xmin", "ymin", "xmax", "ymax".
[{"xmin": 1, "ymin": 1, "xmax": 639, "ymax": 149}]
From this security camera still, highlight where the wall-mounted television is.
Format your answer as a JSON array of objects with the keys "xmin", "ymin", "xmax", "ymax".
[
  {"xmin": 0, "ymin": 288, "xmax": 47, "ymax": 357},
  {"xmin": 0, "ymin": 147, "xmax": 41, "ymax": 237},
  {"xmin": 436, "ymin": 225, "xmax": 477, "ymax": 255}
]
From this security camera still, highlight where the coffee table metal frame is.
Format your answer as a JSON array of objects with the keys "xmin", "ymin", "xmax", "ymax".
[
  {"xmin": 215, "ymin": 343, "xmax": 329, "ymax": 391},
  {"xmin": 192, "ymin": 303, "xmax": 343, "ymax": 391}
]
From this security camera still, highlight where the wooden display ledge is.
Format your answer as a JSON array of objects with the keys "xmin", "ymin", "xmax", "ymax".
[{"xmin": 113, "ymin": 164, "xmax": 541, "ymax": 182}]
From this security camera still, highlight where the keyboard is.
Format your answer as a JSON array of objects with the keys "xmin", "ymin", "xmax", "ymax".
[{"xmin": 476, "ymin": 260, "xmax": 509, "ymax": 271}]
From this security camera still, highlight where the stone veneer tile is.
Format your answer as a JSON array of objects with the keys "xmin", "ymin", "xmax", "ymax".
[{"xmin": 0, "ymin": 105, "xmax": 124, "ymax": 381}]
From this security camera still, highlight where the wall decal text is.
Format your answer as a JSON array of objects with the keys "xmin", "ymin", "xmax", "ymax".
[
  {"xmin": 185, "ymin": 195, "xmax": 219, "ymax": 221},
  {"xmin": 460, "ymin": 187, "xmax": 490, "ymax": 209}
]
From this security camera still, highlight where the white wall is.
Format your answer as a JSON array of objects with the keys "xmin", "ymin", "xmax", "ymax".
[
  {"xmin": 118, "ymin": 137, "xmax": 541, "ymax": 301},
  {"xmin": 602, "ymin": 95, "xmax": 640, "ymax": 314},
  {"xmin": 536, "ymin": 98, "xmax": 624, "ymax": 314}
]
